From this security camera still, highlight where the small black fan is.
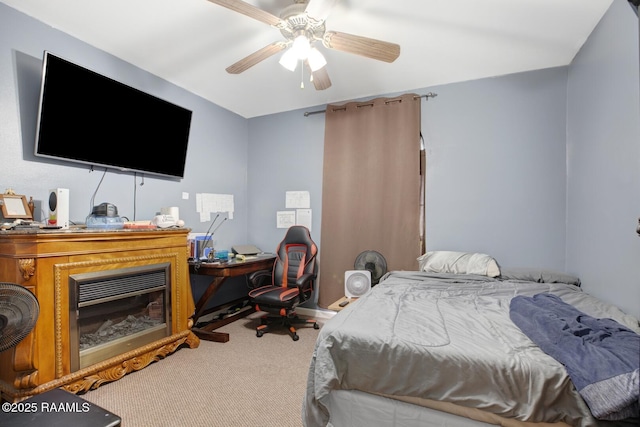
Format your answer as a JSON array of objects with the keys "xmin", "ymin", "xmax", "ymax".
[
  {"xmin": 0, "ymin": 283, "xmax": 39, "ymax": 353},
  {"xmin": 354, "ymin": 250, "xmax": 388, "ymax": 286}
]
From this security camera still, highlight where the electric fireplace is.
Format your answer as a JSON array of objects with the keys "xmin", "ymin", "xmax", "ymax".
[{"xmin": 68, "ymin": 264, "xmax": 172, "ymax": 371}]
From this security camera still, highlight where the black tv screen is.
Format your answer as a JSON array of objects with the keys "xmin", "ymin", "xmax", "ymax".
[{"xmin": 35, "ymin": 51, "xmax": 192, "ymax": 179}]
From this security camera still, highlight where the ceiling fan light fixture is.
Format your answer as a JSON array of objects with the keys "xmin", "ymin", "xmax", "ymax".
[
  {"xmin": 291, "ymin": 34, "xmax": 311, "ymax": 59},
  {"xmin": 307, "ymin": 47, "xmax": 326, "ymax": 71},
  {"xmin": 279, "ymin": 48, "xmax": 299, "ymax": 71}
]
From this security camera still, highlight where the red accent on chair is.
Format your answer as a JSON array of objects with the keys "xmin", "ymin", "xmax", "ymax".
[{"xmin": 247, "ymin": 226, "xmax": 319, "ymax": 341}]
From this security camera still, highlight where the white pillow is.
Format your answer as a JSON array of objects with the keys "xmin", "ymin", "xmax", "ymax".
[{"xmin": 417, "ymin": 251, "xmax": 500, "ymax": 277}]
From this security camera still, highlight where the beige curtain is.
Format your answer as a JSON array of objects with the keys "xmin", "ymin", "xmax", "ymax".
[{"xmin": 318, "ymin": 93, "xmax": 423, "ymax": 308}]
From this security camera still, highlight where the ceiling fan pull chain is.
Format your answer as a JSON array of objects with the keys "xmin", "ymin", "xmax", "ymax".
[{"xmin": 300, "ymin": 60, "xmax": 305, "ymax": 89}]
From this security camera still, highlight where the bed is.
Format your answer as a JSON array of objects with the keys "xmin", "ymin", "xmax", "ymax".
[{"xmin": 302, "ymin": 251, "xmax": 640, "ymax": 427}]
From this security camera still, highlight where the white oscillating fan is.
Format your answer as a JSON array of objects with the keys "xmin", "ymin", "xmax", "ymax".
[{"xmin": 344, "ymin": 270, "xmax": 371, "ymax": 298}]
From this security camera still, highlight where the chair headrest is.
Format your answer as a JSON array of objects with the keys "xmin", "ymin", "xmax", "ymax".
[
  {"xmin": 278, "ymin": 226, "xmax": 317, "ymax": 262},
  {"xmin": 282, "ymin": 226, "xmax": 314, "ymax": 246}
]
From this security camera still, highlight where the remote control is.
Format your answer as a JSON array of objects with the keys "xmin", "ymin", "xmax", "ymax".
[{"xmin": 338, "ymin": 300, "xmax": 350, "ymax": 307}]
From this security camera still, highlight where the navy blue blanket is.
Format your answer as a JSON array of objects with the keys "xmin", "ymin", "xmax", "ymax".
[{"xmin": 510, "ymin": 293, "xmax": 639, "ymax": 421}]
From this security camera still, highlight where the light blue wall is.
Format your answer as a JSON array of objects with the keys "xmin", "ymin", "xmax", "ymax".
[
  {"xmin": 0, "ymin": 3, "xmax": 250, "ymax": 249},
  {"xmin": 566, "ymin": 0, "xmax": 640, "ymax": 318},
  {"xmin": 247, "ymin": 109, "xmax": 325, "ymax": 250},
  {"xmin": 421, "ymin": 68, "xmax": 568, "ymax": 268}
]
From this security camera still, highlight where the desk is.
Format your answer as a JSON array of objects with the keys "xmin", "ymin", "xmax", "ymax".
[{"xmin": 189, "ymin": 255, "xmax": 276, "ymax": 342}]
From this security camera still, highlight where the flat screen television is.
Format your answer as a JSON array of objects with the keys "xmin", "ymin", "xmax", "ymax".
[{"xmin": 34, "ymin": 51, "xmax": 192, "ymax": 179}]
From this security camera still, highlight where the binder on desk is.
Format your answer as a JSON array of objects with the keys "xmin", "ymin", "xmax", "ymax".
[{"xmin": 188, "ymin": 233, "xmax": 213, "ymax": 259}]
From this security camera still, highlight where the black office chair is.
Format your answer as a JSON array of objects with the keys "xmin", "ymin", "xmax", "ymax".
[{"xmin": 248, "ymin": 226, "xmax": 319, "ymax": 341}]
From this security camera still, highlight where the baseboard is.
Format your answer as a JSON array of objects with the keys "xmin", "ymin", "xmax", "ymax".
[{"xmin": 296, "ymin": 307, "xmax": 337, "ymax": 321}]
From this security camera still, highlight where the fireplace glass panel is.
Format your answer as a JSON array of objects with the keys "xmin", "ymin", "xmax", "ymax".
[{"xmin": 69, "ymin": 264, "xmax": 172, "ymax": 371}]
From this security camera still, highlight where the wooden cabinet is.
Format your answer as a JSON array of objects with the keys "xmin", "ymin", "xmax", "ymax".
[{"xmin": 0, "ymin": 228, "xmax": 199, "ymax": 401}]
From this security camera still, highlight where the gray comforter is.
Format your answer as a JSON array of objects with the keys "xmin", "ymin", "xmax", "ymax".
[{"xmin": 302, "ymin": 271, "xmax": 640, "ymax": 427}]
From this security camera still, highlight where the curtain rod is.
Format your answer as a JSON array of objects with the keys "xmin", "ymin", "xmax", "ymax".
[{"xmin": 303, "ymin": 92, "xmax": 438, "ymax": 117}]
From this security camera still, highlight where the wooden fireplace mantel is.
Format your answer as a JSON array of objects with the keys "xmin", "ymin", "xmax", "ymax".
[{"xmin": 0, "ymin": 228, "xmax": 200, "ymax": 401}]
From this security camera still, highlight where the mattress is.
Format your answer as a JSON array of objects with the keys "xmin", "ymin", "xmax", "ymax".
[
  {"xmin": 302, "ymin": 271, "xmax": 640, "ymax": 427},
  {"xmin": 323, "ymin": 389, "xmax": 575, "ymax": 427}
]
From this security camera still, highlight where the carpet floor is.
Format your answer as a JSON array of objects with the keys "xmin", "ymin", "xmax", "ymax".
[{"xmin": 80, "ymin": 313, "xmax": 321, "ymax": 427}]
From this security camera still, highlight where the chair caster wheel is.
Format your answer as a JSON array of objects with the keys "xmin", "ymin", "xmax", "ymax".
[
  {"xmin": 292, "ymin": 334, "xmax": 299, "ymax": 341},
  {"xmin": 313, "ymin": 323, "xmax": 319, "ymax": 330},
  {"xmin": 256, "ymin": 330, "xmax": 264, "ymax": 338}
]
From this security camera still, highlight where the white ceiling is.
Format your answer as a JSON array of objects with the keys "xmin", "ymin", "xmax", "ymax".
[{"xmin": 2, "ymin": 0, "xmax": 613, "ymax": 118}]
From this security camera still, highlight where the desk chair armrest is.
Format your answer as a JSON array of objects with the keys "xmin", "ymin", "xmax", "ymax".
[
  {"xmin": 295, "ymin": 273, "xmax": 316, "ymax": 288},
  {"xmin": 296, "ymin": 273, "xmax": 316, "ymax": 302},
  {"xmin": 248, "ymin": 269, "xmax": 272, "ymax": 288}
]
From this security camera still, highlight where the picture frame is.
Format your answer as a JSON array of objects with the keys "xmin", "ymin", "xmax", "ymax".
[{"xmin": 0, "ymin": 194, "xmax": 33, "ymax": 219}]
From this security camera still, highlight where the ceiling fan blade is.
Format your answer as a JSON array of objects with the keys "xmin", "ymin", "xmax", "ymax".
[
  {"xmin": 304, "ymin": 0, "xmax": 339, "ymax": 22},
  {"xmin": 308, "ymin": 64, "xmax": 332, "ymax": 90},
  {"xmin": 207, "ymin": 0, "xmax": 283, "ymax": 27},
  {"xmin": 226, "ymin": 42, "xmax": 287, "ymax": 74},
  {"xmin": 323, "ymin": 31, "xmax": 400, "ymax": 63}
]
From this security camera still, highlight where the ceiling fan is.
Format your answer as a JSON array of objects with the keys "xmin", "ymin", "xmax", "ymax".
[{"xmin": 207, "ymin": 0, "xmax": 401, "ymax": 90}]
